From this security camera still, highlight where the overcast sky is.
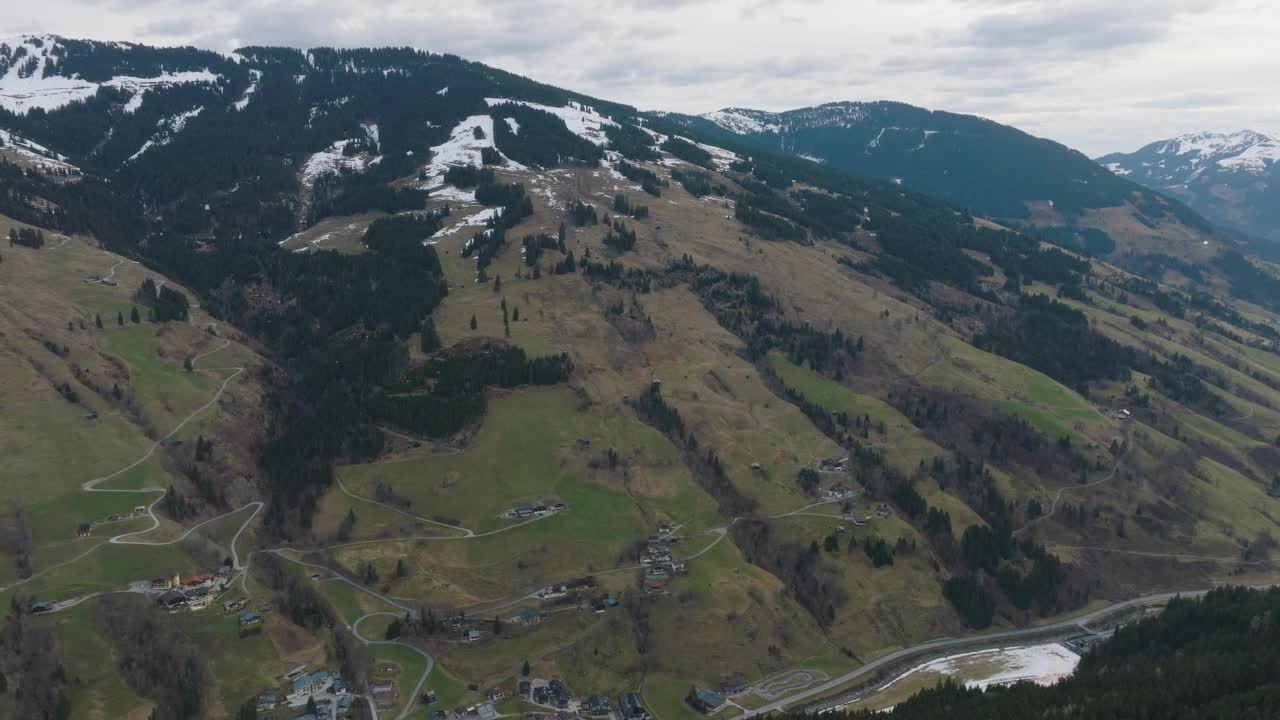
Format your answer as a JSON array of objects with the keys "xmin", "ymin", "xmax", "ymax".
[{"xmin": 3, "ymin": 0, "xmax": 1277, "ymax": 155}]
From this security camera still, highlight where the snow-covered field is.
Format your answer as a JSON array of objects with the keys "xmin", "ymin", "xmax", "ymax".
[
  {"xmin": 484, "ymin": 97, "xmax": 617, "ymax": 146},
  {"xmin": 0, "ymin": 36, "xmax": 219, "ymax": 115},
  {"xmin": 429, "ymin": 207, "xmax": 502, "ymax": 242},
  {"xmin": 879, "ymin": 643, "xmax": 1081, "ymax": 696},
  {"xmin": 419, "ymin": 114, "xmax": 526, "ymax": 190},
  {"xmin": 299, "ymin": 123, "xmax": 382, "ymax": 186},
  {"xmin": 0, "ymin": 128, "xmax": 78, "ymax": 172}
]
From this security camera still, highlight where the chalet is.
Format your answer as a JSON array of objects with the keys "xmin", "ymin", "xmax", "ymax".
[
  {"xmin": 486, "ymin": 687, "xmax": 505, "ymax": 701},
  {"xmin": 239, "ymin": 612, "xmax": 262, "ymax": 627},
  {"xmin": 188, "ymin": 595, "xmax": 211, "ymax": 612},
  {"xmin": 819, "ymin": 456, "xmax": 849, "ymax": 472},
  {"xmin": 589, "ymin": 597, "xmax": 607, "ymax": 614},
  {"xmin": 518, "ymin": 680, "xmax": 532, "ymax": 698},
  {"xmin": 424, "ymin": 690, "xmax": 440, "ymax": 705},
  {"xmin": 850, "ymin": 515, "xmax": 870, "ymax": 527},
  {"xmin": 584, "ymin": 695, "xmax": 612, "ymax": 717},
  {"xmin": 657, "ymin": 523, "xmax": 673, "ymax": 535},
  {"xmin": 255, "ymin": 693, "xmax": 280, "ymax": 712},
  {"xmin": 513, "ymin": 502, "xmax": 537, "ymax": 518},
  {"xmin": 669, "ymin": 560, "xmax": 688, "ymax": 575},
  {"xmin": 151, "ymin": 573, "xmax": 180, "ymax": 590},
  {"xmin": 224, "ymin": 598, "xmax": 246, "ymax": 613},
  {"xmin": 29, "ymin": 601, "xmax": 54, "ymax": 614},
  {"xmin": 576, "ymin": 438, "xmax": 592, "ymax": 448},
  {"xmin": 750, "ymin": 463, "xmax": 762, "ymax": 472},
  {"xmin": 875, "ymin": 504, "xmax": 891, "ymax": 518},
  {"xmin": 158, "ymin": 590, "xmax": 188, "ymax": 610},
  {"xmin": 184, "ymin": 571, "xmax": 218, "ymax": 588},
  {"xmin": 76, "ymin": 523, "xmax": 92, "ymax": 538},
  {"xmin": 826, "ymin": 483, "xmax": 854, "ymax": 499},
  {"xmin": 291, "ymin": 670, "xmax": 334, "ymax": 696},
  {"xmin": 515, "ymin": 607, "xmax": 546, "ymax": 625},
  {"xmin": 332, "ymin": 677, "xmax": 352, "ymax": 695},
  {"xmin": 618, "ymin": 692, "xmax": 647, "ymax": 720},
  {"xmin": 464, "ymin": 629, "xmax": 482, "ymax": 643}
]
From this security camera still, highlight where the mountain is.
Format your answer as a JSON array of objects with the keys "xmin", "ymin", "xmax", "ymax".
[
  {"xmin": 665, "ymin": 101, "xmax": 1219, "ymax": 258},
  {"xmin": 3, "ymin": 33, "xmax": 1280, "ymax": 720},
  {"xmin": 1098, "ymin": 130, "xmax": 1280, "ymax": 254}
]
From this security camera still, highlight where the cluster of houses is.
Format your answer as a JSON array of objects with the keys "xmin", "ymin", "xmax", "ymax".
[
  {"xmin": 147, "ymin": 569, "xmax": 235, "ymax": 613},
  {"xmin": 844, "ymin": 503, "xmax": 892, "ymax": 527},
  {"xmin": 507, "ymin": 498, "xmax": 568, "ymax": 519},
  {"xmin": 640, "ymin": 526, "xmax": 687, "ymax": 593},
  {"xmin": 372, "ymin": 678, "xmax": 399, "ymax": 714},
  {"xmin": 256, "ymin": 667, "xmax": 356, "ymax": 718},
  {"xmin": 533, "ymin": 576, "xmax": 597, "ymax": 602},
  {"xmin": 508, "ymin": 681, "xmax": 652, "ymax": 720}
]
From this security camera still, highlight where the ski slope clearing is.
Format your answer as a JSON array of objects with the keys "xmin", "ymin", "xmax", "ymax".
[
  {"xmin": 0, "ymin": 36, "xmax": 219, "ymax": 114},
  {"xmin": 419, "ymin": 114, "xmax": 525, "ymax": 189},
  {"xmin": 484, "ymin": 97, "xmax": 617, "ymax": 146}
]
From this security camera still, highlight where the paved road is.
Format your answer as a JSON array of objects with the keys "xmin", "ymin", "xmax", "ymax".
[
  {"xmin": 743, "ymin": 584, "xmax": 1274, "ymax": 717},
  {"xmin": 352, "ymin": 611, "xmax": 436, "ymax": 720}
]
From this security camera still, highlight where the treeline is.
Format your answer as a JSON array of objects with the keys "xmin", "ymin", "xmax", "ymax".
[
  {"xmin": 309, "ymin": 169, "xmax": 428, "ymax": 223},
  {"xmin": 372, "ymin": 344, "xmax": 572, "ymax": 437},
  {"xmin": 604, "ymin": 219, "xmax": 639, "ymax": 252},
  {"xmin": 94, "ymin": 594, "xmax": 206, "ymax": 720},
  {"xmin": 612, "ymin": 193, "xmax": 649, "ymax": 219},
  {"xmin": 814, "ymin": 586, "xmax": 1280, "ymax": 720},
  {"xmin": 661, "ymin": 137, "xmax": 713, "ymax": 168},
  {"xmin": 7, "ymin": 226, "xmax": 45, "ymax": 248},
  {"xmin": 490, "ymin": 102, "xmax": 604, "ymax": 168},
  {"xmin": 631, "ymin": 382, "xmax": 757, "ymax": 517},
  {"xmin": 0, "ymin": 603, "xmax": 72, "ymax": 720},
  {"xmin": 670, "ymin": 255, "xmax": 862, "ymax": 376},
  {"xmin": 730, "ymin": 519, "xmax": 848, "ymax": 626},
  {"xmin": 615, "ymin": 160, "xmax": 664, "ymax": 196},
  {"xmin": 603, "ymin": 122, "xmax": 660, "ymax": 162}
]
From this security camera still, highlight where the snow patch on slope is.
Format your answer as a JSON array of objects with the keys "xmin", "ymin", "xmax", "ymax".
[
  {"xmin": 702, "ymin": 108, "xmax": 781, "ymax": 135},
  {"xmin": 233, "ymin": 69, "xmax": 262, "ymax": 111},
  {"xmin": 484, "ymin": 97, "xmax": 617, "ymax": 146},
  {"xmin": 429, "ymin": 207, "xmax": 502, "ymax": 242},
  {"xmin": 0, "ymin": 128, "xmax": 78, "ymax": 172},
  {"xmin": 0, "ymin": 36, "xmax": 220, "ymax": 115},
  {"xmin": 128, "ymin": 107, "xmax": 203, "ymax": 162},
  {"xmin": 419, "ymin": 114, "xmax": 526, "ymax": 188},
  {"xmin": 300, "ymin": 123, "xmax": 382, "ymax": 186}
]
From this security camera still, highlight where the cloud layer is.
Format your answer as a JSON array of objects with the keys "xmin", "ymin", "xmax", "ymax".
[{"xmin": 3, "ymin": 0, "xmax": 1277, "ymax": 154}]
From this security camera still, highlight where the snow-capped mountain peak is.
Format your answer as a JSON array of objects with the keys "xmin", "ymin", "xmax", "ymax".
[{"xmin": 1097, "ymin": 129, "xmax": 1280, "ymax": 243}]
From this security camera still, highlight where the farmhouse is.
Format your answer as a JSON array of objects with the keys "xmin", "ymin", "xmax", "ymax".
[
  {"xmin": 255, "ymin": 693, "xmax": 280, "ymax": 712},
  {"xmin": 486, "ymin": 687, "xmax": 505, "ymax": 701},
  {"xmin": 464, "ymin": 629, "xmax": 482, "ymax": 643},
  {"xmin": 76, "ymin": 523, "xmax": 92, "ymax": 538}
]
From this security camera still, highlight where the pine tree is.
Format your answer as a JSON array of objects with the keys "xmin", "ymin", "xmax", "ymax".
[
  {"xmin": 420, "ymin": 317, "xmax": 441, "ymax": 353},
  {"xmin": 130, "ymin": 306, "xmax": 140, "ymax": 323},
  {"xmin": 493, "ymin": 275, "xmax": 502, "ymax": 293},
  {"xmin": 470, "ymin": 315, "xmax": 478, "ymax": 330},
  {"xmin": 513, "ymin": 307, "xmax": 520, "ymax": 322},
  {"xmin": 557, "ymin": 222, "xmax": 567, "ymax": 252},
  {"xmin": 184, "ymin": 356, "xmax": 194, "ymax": 372},
  {"xmin": 521, "ymin": 659, "xmax": 531, "ymax": 676},
  {"xmin": 95, "ymin": 314, "xmax": 103, "ymax": 329},
  {"xmin": 116, "ymin": 311, "xmax": 124, "ymax": 326}
]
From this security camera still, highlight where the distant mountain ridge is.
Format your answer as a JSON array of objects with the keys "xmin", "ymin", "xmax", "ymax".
[
  {"xmin": 1098, "ymin": 130, "xmax": 1280, "ymax": 253},
  {"xmin": 656, "ymin": 100, "xmax": 1220, "ymax": 258}
]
